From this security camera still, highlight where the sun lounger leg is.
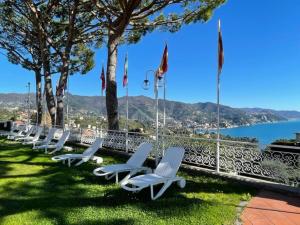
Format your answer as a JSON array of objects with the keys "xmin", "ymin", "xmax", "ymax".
[
  {"xmin": 105, "ymin": 173, "xmax": 116, "ymax": 180},
  {"xmin": 116, "ymin": 172, "xmax": 119, "ymax": 183},
  {"xmin": 75, "ymin": 160, "xmax": 85, "ymax": 166},
  {"xmin": 151, "ymin": 181, "xmax": 173, "ymax": 200},
  {"xmin": 150, "ymin": 185, "xmax": 154, "ymax": 200}
]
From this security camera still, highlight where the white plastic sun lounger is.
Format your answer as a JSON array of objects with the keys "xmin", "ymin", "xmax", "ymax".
[
  {"xmin": 7, "ymin": 126, "xmax": 26, "ymax": 140},
  {"xmin": 15, "ymin": 126, "xmax": 37, "ymax": 141},
  {"xmin": 22, "ymin": 126, "xmax": 43, "ymax": 145},
  {"xmin": 34, "ymin": 130, "xmax": 70, "ymax": 154},
  {"xmin": 33, "ymin": 127, "xmax": 57, "ymax": 149},
  {"xmin": 121, "ymin": 147, "xmax": 186, "ymax": 200},
  {"xmin": 93, "ymin": 142, "xmax": 153, "ymax": 183},
  {"xmin": 52, "ymin": 138, "xmax": 103, "ymax": 167},
  {"xmin": 8, "ymin": 125, "xmax": 34, "ymax": 140}
]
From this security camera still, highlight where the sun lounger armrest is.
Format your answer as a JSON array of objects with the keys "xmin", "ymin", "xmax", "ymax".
[
  {"xmin": 93, "ymin": 167, "xmax": 112, "ymax": 177},
  {"xmin": 120, "ymin": 184, "xmax": 146, "ymax": 192}
]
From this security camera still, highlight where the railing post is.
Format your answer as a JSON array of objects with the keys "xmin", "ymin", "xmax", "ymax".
[
  {"xmin": 216, "ymin": 139, "xmax": 220, "ymax": 173},
  {"xmin": 125, "ymin": 130, "xmax": 129, "ymax": 153}
]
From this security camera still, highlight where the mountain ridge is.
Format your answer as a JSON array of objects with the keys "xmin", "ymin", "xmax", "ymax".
[{"xmin": 1, "ymin": 93, "xmax": 299, "ymax": 128}]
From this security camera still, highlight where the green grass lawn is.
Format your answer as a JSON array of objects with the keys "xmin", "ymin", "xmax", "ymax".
[{"xmin": 0, "ymin": 137, "xmax": 256, "ymax": 225}]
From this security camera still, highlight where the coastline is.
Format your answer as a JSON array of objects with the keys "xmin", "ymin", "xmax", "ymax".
[
  {"xmin": 196, "ymin": 118, "xmax": 300, "ymax": 134},
  {"xmin": 224, "ymin": 118, "xmax": 300, "ymax": 130},
  {"xmin": 218, "ymin": 119, "xmax": 300, "ymax": 145}
]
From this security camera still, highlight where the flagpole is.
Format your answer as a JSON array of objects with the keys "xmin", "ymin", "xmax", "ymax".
[
  {"xmin": 125, "ymin": 53, "xmax": 129, "ymax": 132},
  {"xmin": 124, "ymin": 82, "xmax": 129, "ymax": 152},
  {"xmin": 43, "ymin": 87, "xmax": 46, "ymax": 126},
  {"xmin": 216, "ymin": 73, "xmax": 220, "ymax": 173},
  {"xmin": 162, "ymin": 74, "xmax": 166, "ymax": 156},
  {"xmin": 54, "ymin": 97, "xmax": 57, "ymax": 128},
  {"xmin": 27, "ymin": 82, "xmax": 31, "ymax": 126},
  {"xmin": 66, "ymin": 76, "xmax": 69, "ymax": 129},
  {"xmin": 155, "ymin": 73, "xmax": 159, "ymax": 165},
  {"xmin": 216, "ymin": 19, "xmax": 222, "ymax": 173},
  {"xmin": 126, "ymin": 84, "xmax": 129, "ymax": 131}
]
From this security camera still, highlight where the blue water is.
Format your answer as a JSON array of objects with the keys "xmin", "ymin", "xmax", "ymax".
[{"xmin": 220, "ymin": 120, "xmax": 300, "ymax": 145}]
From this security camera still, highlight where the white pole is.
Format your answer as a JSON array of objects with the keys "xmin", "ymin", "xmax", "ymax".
[
  {"xmin": 155, "ymin": 74, "xmax": 159, "ymax": 165},
  {"xmin": 27, "ymin": 82, "xmax": 31, "ymax": 126},
  {"xmin": 162, "ymin": 74, "xmax": 166, "ymax": 156},
  {"xmin": 216, "ymin": 19, "xmax": 221, "ymax": 173},
  {"xmin": 36, "ymin": 80, "xmax": 38, "ymax": 127},
  {"xmin": 216, "ymin": 73, "xmax": 220, "ymax": 173},
  {"xmin": 54, "ymin": 96, "xmax": 57, "ymax": 128},
  {"xmin": 126, "ymin": 84, "xmax": 129, "ymax": 131},
  {"xmin": 43, "ymin": 87, "xmax": 46, "ymax": 126},
  {"xmin": 125, "ymin": 82, "xmax": 129, "ymax": 152},
  {"xmin": 66, "ymin": 76, "xmax": 69, "ymax": 128}
]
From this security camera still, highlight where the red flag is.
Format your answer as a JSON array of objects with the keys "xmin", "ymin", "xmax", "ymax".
[
  {"xmin": 218, "ymin": 20, "xmax": 224, "ymax": 75},
  {"xmin": 157, "ymin": 44, "xmax": 168, "ymax": 78},
  {"xmin": 123, "ymin": 54, "xmax": 128, "ymax": 87},
  {"xmin": 100, "ymin": 65, "xmax": 105, "ymax": 94}
]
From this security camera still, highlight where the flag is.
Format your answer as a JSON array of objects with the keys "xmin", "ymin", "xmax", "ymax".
[
  {"xmin": 157, "ymin": 44, "xmax": 168, "ymax": 78},
  {"xmin": 100, "ymin": 65, "xmax": 105, "ymax": 95},
  {"xmin": 123, "ymin": 54, "xmax": 128, "ymax": 87},
  {"xmin": 218, "ymin": 19, "xmax": 224, "ymax": 76}
]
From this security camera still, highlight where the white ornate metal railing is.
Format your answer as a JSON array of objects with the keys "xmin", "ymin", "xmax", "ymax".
[{"xmin": 16, "ymin": 125, "xmax": 300, "ymax": 186}]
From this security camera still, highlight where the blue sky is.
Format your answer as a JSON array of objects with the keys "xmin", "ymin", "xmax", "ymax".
[{"xmin": 1, "ymin": 0, "xmax": 300, "ymax": 110}]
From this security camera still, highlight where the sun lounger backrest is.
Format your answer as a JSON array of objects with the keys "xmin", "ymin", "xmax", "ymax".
[
  {"xmin": 83, "ymin": 138, "xmax": 103, "ymax": 157},
  {"xmin": 126, "ymin": 142, "xmax": 153, "ymax": 167},
  {"xmin": 32, "ymin": 127, "xmax": 43, "ymax": 140},
  {"xmin": 154, "ymin": 147, "xmax": 185, "ymax": 178},
  {"xmin": 17, "ymin": 125, "xmax": 26, "ymax": 132},
  {"xmin": 24, "ymin": 126, "xmax": 35, "ymax": 137},
  {"xmin": 15, "ymin": 125, "xmax": 26, "ymax": 135},
  {"xmin": 56, "ymin": 130, "xmax": 70, "ymax": 147},
  {"xmin": 44, "ymin": 128, "xmax": 57, "ymax": 144},
  {"xmin": 11, "ymin": 123, "xmax": 17, "ymax": 131}
]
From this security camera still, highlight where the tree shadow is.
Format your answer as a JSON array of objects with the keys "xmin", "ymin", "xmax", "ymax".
[{"xmin": 0, "ymin": 138, "xmax": 258, "ymax": 224}]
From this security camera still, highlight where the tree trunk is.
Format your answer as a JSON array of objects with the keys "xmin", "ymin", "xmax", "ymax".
[
  {"xmin": 106, "ymin": 34, "xmax": 120, "ymax": 130},
  {"xmin": 43, "ymin": 54, "xmax": 56, "ymax": 126},
  {"xmin": 56, "ymin": 98, "xmax": 64, "ymax": 128},
  {"xmin": 56, "ymin": 56, "xmax": 69, "ymax": 128},
  {"xmin": 35, "ymin": 70, "xmax": 42, "ymax": 124}
]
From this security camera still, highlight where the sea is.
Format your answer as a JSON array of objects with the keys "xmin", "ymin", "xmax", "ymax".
[{"xmin": 218, "ymin": 120, "xmax": 300, "ymax": 146}]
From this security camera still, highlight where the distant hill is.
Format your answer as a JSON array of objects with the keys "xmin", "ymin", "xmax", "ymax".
[
  {"xmin": 240, "ymin": 108, "xmax": 300, "ymax": 120},
  {"xmin": 0, "ymin": 93, "xmax": 298, "ymax": 127}
]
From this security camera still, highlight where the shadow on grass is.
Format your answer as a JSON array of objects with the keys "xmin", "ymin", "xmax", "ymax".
[{"xmin": 0, "ymin": 138, "xmax": 257, "ymax": 224}]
